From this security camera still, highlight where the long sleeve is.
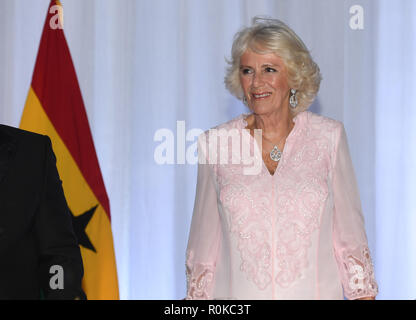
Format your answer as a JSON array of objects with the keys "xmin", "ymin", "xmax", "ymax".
[
  {"xmin": 185, "ymin": 133, "xmax": 222, "ymax": 300},
  {"xmin": 35, "ymin": 136, "xmax": 86, "ymax": 300},
  {"xmin": 332, "ymin": 124, "xmax": 378, "ymax": 300}
]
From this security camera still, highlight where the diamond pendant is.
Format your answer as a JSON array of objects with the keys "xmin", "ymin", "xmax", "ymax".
[{"xmin": 270, "ymin": 145, "xmax": 282, "ymax": 162}]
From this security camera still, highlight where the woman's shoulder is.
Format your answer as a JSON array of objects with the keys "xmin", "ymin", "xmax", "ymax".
[
  {"xmin": 213, "ymin": 113, "xmax": 248, "ymax": 131},
  {"xmin": 198, "ymin": 114, "xmax": 248, "ymax": 139},
  {"xmin": 300, "ymin": 112, "xmax": 346, "ymax": 160},
  {"xmin": 301, "ymin": 111, "xmax": 343, "ymax": 134}
]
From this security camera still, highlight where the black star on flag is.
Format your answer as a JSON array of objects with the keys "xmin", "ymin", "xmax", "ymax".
[{"xmin": 70, "ymin": 205, "xmax": 98, "ymax": 253}]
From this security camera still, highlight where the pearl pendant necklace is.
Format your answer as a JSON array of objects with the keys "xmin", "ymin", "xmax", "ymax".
[{"xmin": 270, "ymin": 145, "xmax": 282, "ymax": 162}]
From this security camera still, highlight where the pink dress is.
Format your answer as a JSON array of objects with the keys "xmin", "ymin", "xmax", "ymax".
[{"xmin": 185, "ymin": 111, "xmax": 378, "ymax": 300}]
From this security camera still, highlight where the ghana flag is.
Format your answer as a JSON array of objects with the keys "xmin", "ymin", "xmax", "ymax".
[{"xmin": 20, "ymin": 0, "xmax": 119, "ymax": 299}]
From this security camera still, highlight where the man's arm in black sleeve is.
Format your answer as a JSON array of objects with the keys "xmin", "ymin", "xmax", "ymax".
[{"xmin": 35, "ymin": 136, "xmax": 86, "ymax": 300}]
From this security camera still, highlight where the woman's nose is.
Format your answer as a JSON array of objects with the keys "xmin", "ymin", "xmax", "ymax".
[{"xmin": 252, "ymin": 72, "xmax": 265, "ymax": 86}]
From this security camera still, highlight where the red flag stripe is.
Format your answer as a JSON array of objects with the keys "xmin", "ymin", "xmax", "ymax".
[{"xmin": 30, "ymin": 1, "xmax": 110, "ymax": 219}]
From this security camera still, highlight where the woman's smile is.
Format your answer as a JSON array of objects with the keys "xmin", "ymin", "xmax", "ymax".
[{"xmin": 251, "ymin": 92, "xmax": 272, "ymax": 100}]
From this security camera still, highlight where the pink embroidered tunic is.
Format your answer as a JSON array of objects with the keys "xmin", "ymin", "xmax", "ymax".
[{"xmin": 186, "ymin": 111, "xmax": 378, "ymax": 300}]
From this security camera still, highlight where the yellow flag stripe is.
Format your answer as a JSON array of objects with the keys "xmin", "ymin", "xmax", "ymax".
[{"xmin": 21, "ymin": 87, "xmax": 119, "ymax": 299}]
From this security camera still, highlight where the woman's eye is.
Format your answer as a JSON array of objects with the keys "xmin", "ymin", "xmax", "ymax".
[
  {"xmin": 265, "ymin": 67, "xmax": 277, "ymax": 72},
  {"xmin": 241, "ymin": 68, "xmax": 253, "ymax": 75}
]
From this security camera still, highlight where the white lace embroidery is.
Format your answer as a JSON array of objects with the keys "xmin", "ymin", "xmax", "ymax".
[
  {"xmin": 214, "ymin": 113, "xmax": 337, "ymax": 289},
  {"xmin": 343, "ymin": 246, "xmax": 378, "ymax": 299},
  {"xmin": 185, "ymin": 250, "xmax": 215, "ymax": 299}
]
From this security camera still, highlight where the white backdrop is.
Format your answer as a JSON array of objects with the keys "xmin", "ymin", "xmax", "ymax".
[{"xmin": 0, "ymin": 0, "xmax": 415, "ymax": 299}]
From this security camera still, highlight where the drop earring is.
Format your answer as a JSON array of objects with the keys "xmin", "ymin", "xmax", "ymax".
[{"xmin": 289, "ymin": 89, "xmax": 298, "ymax": 108}]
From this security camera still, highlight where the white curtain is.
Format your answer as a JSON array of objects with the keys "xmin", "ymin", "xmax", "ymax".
[
  {"xmin": 0, "ymin": 0, "xmax": 414, "ymax": 299},
  {"xmin": 373, "ymin": 0, "xmax": 416, "ymax": 299}
]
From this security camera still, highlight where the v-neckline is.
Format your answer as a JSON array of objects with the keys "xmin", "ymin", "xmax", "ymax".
[{"xmin": 241, "ymin": 112, "xmax": 302, "ymax": 177}]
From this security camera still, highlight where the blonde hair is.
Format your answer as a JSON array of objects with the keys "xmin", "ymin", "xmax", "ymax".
[{"xmin": 225, "ymin": 17, "xmax": 322, "ymax": 114}]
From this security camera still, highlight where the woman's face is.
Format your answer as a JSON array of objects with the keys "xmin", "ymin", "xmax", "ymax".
[{"xmin": 239, "ymin": 49, "xmax": 290, "ymax": 116}]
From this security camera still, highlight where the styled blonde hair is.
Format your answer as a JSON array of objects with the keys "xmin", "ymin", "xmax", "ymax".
[{"xmin": 225, "ymin": 17, "xmax": 322, "ymax": 114}]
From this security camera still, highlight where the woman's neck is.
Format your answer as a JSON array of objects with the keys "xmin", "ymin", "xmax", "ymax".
[{"xmin": 247, "ymin": 109, "xmax": 294, "ymax": 143}]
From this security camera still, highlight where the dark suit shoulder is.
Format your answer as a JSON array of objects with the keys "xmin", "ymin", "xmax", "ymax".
[
  {"xmin": 0, "ymin": 124, "xmax": 47, "ymax": 140},
  {"xmin": 0, "ymin": 124, "xmax": 50, "ymax": 152}
]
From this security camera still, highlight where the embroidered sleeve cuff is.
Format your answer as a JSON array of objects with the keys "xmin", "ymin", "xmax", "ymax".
[
  {"xmin": 341, "ymin": 246, "xmax": 378, "ymax": 300},
  {"xmin": 185, "ymin": 251, "xmax": 216, "ymax": 300}
]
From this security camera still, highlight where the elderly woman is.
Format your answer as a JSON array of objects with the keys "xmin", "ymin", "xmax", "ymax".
[{"xmin": 185, "ymin": 18, "xmax": 378, "ymax": 300}]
